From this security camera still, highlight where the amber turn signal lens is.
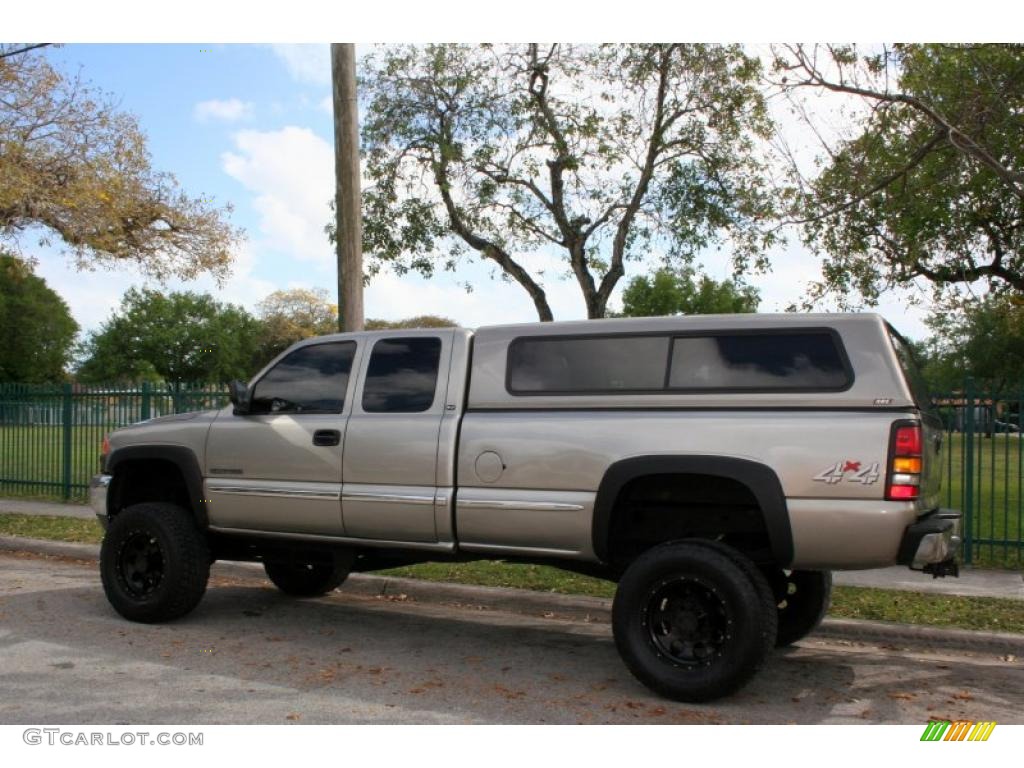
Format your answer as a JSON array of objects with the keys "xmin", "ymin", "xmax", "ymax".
[{"xmin": 892, "ymin": 457, "xmax": 922, "ymax": 473}]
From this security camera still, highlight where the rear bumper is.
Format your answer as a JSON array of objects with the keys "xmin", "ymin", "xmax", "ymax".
[
  {"xmin": 89, "ymin": 474, "xmax": 112, "ymax": 530},
  {"xmin": 897, "ymin": 508, "xmax": 962, "ymax": 575}
]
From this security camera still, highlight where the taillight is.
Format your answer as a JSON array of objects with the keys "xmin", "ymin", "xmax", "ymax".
[
  {"xmin": 100, "ymin": 434, "xmax": 111, "ymax": 471},
  {"xmin": 887, "ymin": 422, "xmax": 922, "ymax": 501}
]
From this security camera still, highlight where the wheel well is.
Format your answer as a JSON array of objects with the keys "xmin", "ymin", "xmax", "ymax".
[
  {"xmin": 109, "ymin": 459, "xmax": 193, "ymax": 520},
  {"xmin": 605, "ymin": 473, "xmax": 775, "ymax": 567}
]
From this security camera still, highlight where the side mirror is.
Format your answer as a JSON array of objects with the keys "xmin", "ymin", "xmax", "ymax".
[{"xmin": 228, "ymin": 380, "xmax": 250, "ymax": 415}]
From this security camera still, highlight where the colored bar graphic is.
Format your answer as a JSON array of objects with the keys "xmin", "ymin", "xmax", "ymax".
[{"xmin": 920, "ymin": 720, "xmax": 996, "ymax": 742}]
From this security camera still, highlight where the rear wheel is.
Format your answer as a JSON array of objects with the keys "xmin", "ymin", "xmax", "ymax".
[
  {"xmin": 263, "ymin": 551, "xmax": 353, "ymax": 597},
  {"xmin": 100, "ymin": 502, "xmax": 210, "ymax": 623},
  {"xmin": 612, "ymin": 540, "xmax": 776, "ymax": 702},
  {"xmin": 769, "ymin": 569, "xmax": 832, "ymax": 647}
]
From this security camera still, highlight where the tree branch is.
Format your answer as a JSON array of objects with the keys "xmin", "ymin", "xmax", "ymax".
[
  {"xmin": 0, "ymin": 44, "xmax": 52, "ymax": 60},
  {"xmin": 785, "ymin": 44, "xmax": 1024, "ymax": 201},
  {"xmin": 431, "ymin": 131, "xmax": 553, "ymax": 320}
]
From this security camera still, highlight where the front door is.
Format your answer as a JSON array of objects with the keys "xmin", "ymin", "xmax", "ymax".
[
  {"xmin": 341, "ymin": 333, "xmax": 453, "ymax": 542},
  {"xmin": 205, "ymin": 340, "xmax": 359, "ymax": 535}
]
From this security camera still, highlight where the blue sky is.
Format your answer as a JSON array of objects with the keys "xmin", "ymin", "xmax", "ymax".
[{"xmin": 24, "ymin": 43, "xmax": 933, "ymax": 338}]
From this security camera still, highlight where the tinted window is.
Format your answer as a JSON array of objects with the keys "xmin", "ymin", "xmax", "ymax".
[
  {"xmin": 668, "ymin": 333, "xmax": 849, "ymax": 390},
  {"xmin": 507, "ymin": 336, "xmax": 670, "ymax": 393},
  {"xmin": 887, "ymin": 326, "xmax": 932, "ymax": 407},
  {"xmin": 250, "ymin": 341, "xmax": 356, "ymax": 414},
  {"xmin": 362, "ymin": 337, "xmax": 442, "ymax": 413}
]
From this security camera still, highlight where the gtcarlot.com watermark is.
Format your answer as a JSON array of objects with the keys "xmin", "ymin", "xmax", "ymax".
[{"xmin": 23, "ymin": 728, "xmax": 203, "ymax": 747}]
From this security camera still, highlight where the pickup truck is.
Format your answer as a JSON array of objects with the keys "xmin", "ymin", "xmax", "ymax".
[{"xmin": 90, "ymin": 313, "xmax": 962, "ymax": 702}]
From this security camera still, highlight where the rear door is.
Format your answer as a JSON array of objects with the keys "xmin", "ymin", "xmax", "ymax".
[{"xmin": 341, "ymin": 332, "xmax": 454, "ymax": 542}]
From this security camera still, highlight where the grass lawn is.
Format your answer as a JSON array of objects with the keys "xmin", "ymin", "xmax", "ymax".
[
  {"xmin": 941, "ymin": 434, "xmax": 1023, "ymax": 568},
  {"xmin": 2, "ymin": 512, "xmax": 1021, "ymax": 635}
]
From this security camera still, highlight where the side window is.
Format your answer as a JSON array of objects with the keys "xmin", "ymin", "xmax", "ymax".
[
  {"xmin": 249, "ymin": 341, "xmax": 356, "ymax": 414},
  {"xmin": 362, "ymin": 337, "xmax": 442, "ymax": 413},
  {"xmin": 507, "ymin": 336, "xmax": 669, "ymax": 393},
  {"xmin": 668, "ymin": 333, "xmax": 850, "ymax": 391}
]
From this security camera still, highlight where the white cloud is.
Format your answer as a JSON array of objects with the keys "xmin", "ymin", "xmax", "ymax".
[
  {"xmin": 193, "ymin": 98, "xmax": 254, "ymax": 123},
  {"xmin": 270, "ymin": 44, "xmax": 331, "ymax": 85},
  {"xmin": 221, "ymin": 126, "xmax": 336, "ymax": 269}
]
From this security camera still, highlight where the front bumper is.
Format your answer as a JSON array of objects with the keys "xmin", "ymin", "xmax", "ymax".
[
  {"xmin": 897, "ymin": 508, "xmax": 962, "ymax": 576},
  {"xmin": 89, "ymin": 474, "xmax": 112, "ymax": 530}
]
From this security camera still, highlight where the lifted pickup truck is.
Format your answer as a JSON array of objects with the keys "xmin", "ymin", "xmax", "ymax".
[{"xmin": 91, "ymin": 313, "xmax": 961, "ymax": 702}]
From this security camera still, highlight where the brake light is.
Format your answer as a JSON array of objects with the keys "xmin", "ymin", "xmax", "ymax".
[
  {"xmin": 100, "ymin": 434, "xmax": 110, "ymax": 471},
  {"xmin": 887, "ymin": 423, "xmax": 922, "ymax": 501}
]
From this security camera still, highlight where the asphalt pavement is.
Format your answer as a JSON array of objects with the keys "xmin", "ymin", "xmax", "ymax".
[{"xmin": 0, "ymin": 550, "xmax": 1021, "ymax": 724}]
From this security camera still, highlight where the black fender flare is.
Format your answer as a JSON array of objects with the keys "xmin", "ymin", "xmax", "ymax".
[
  {"xmin": 105, "ymin": 445, "xmax": 208, "ymax": 528},
  {"xmin": 591, "ymin": 455, "xmax": 793, "ymax": 566}
]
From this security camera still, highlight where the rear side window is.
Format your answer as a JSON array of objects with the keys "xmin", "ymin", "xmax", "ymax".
[
  {"xmin": 506, "ymin": 330, "xmax": 851, "ymax": 394},
  {"xmin": 507, "ymin": 336, "xmax": 670, "ymax": 393},
  {"xmin": 668, "ymin": 333, "xmax": 851, "ymax": 391},
  {"xmin": 887, "ymin": 326, "xmax": 932, "ymax": 407},
  {"xmin": 250, "ymin": 341, "xmax": 356, "ymax": 414},
  {"xmin": 362, "ymin": 337, "xmax": 442, "ymax": 413}
]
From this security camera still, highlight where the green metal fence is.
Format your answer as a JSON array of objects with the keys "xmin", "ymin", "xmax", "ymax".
[
  {"xmin": 0, "ymin": 382, "xmax": 229, "ymax": 502},
  {"xmin": 0, "ymin": 379, "xmax": 1021, "ymax": 568},
  {"xmin": 932, "ymin": 381, "xmax": 1024, "ymax": 568}
]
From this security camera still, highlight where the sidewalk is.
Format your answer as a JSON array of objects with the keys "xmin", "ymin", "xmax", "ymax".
[{"xmin": 1, "ymin": 496, "xmax": 1021, "ymax": 601}]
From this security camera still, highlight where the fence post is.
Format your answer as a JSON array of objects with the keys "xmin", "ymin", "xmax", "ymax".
[
  {"xmin": 141, "ymin": 381, "xmax": 151, "ymax": 421},
  {"xmin": 61, "ymin": 382, "xmax": 73, "ymax": 501},
  {"xmin": 963, "ymin": 377, "xmax": 975, "ymax": 565}
]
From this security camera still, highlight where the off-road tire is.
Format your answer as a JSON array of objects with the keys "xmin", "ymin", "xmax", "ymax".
[
  {"xmin": 100, "ymin": 502, "xmax": 210, "ymax": 623},
  {"xmin": 263, "ymin": 552, "xmax": 353, "ymax": 597},
  {"xmin": 688, "ymin": 538, "xmax": 778, "ymax": 652},
  {"xmin": 770, "ymin": 569, "xmax": 832, "ymax": 647},
  {"xmin": 612, "ymin": 540, "xmax": 776, "ymax": 703}
]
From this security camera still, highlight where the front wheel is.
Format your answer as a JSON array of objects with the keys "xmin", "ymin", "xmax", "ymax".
[
  {"xmin": 100, "ymin": 502, "xmax": 210, "ymax": 623},
  {"xmin": 612, "ymin": 541, "xmax": 776, "ymax": 703}
]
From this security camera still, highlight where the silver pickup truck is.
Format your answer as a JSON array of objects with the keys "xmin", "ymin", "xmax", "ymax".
[{"xmin": 90, "ymin": 313, "xmax": 961, "ymax": 702}]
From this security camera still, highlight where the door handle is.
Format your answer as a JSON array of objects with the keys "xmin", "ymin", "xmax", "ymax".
[{"xmin": 312, "ymin": 429, "xmax": 341, "ymax": 447}]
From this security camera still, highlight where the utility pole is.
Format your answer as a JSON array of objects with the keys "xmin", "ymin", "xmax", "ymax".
[{"xmin": 331, "ymin": 43, "xmax": 364, "ymax": 332}]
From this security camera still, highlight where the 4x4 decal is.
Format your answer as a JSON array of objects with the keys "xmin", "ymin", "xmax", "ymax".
[{"xmin": 814, "ymin": 461, "xmax": 881, "ymax": 485}]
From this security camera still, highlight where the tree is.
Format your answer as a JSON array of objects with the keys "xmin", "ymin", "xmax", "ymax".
[
  {"xmin": 364, "ymin": 315, "xmax": 458, "ymax": 330},
  {"xmin": 619, "ymin": 268, "xmax": 759, "ymax": 317},
  {"xmin": 77, "ymin": 289, "xmax": 262, "ymax": 383},
  {"xmin": 773, "ymin": 44, "xmax": 1024, "ymax": 306},
  {"xmin": 347, "ymin": 44, "xmax": 777, "ymax": 321},
  {"xmin": 0, "ymin": 252, "xmax": 78, "ymax": 382},
  {"xmin": 0, "ymin": 45, "xmax": 241, "ymax": 281},
  {"xmin": 922, "ymin": 295, "xmax": 1024, "ymax": 392},
  {"xmin": 256, "ymin": 288, "xmax": 339, "ymax": 362}
]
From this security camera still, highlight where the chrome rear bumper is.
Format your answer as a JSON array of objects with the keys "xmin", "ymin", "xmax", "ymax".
[{"xmin": 897, "ymin": 508, "xmax": 962, "ymax": 576}]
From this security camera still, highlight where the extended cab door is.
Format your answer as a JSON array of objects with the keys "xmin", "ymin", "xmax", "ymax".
[
  {"xmin": 341, "ymin": 331, "xmax": 456, "ymax": 542},
  {"xmin": 204, "ymin": 339, "xmax": 360, "ymax": 535}
]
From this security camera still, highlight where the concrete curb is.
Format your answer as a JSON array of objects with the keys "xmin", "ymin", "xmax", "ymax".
[{"xmin": 3, "ymin": 535, "xmax": 1023, "ymax": 656}]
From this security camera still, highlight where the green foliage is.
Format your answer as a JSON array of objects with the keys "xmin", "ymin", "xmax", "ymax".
[
  {"xmin": 76, "ymin": 289, "xmax": 263, "ymax": 384},
  {"xmin": 0, "ymin": 253, "xmax": 79, "ymax": 382},
  {"xmin": 618, "ymin": 268, "xmax": 759, "ymax": 317},
  {"xmin": 787, "ymin": 44, "xmax": 1024, "ymax": 304},
  {"xmin": 343, "ymin": 44, "xmax": 778, "ymax": 320},
  {"xmin": 922, "ymin": 295, "xmax": 1024, "ymax": 391},
  {"xmin": 364, "ymin": 315, "xmax": 458, "ymax": 330},
  {"xmin": 256, "ymin": 287, "xmax": 339, "ymax": 362}
]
